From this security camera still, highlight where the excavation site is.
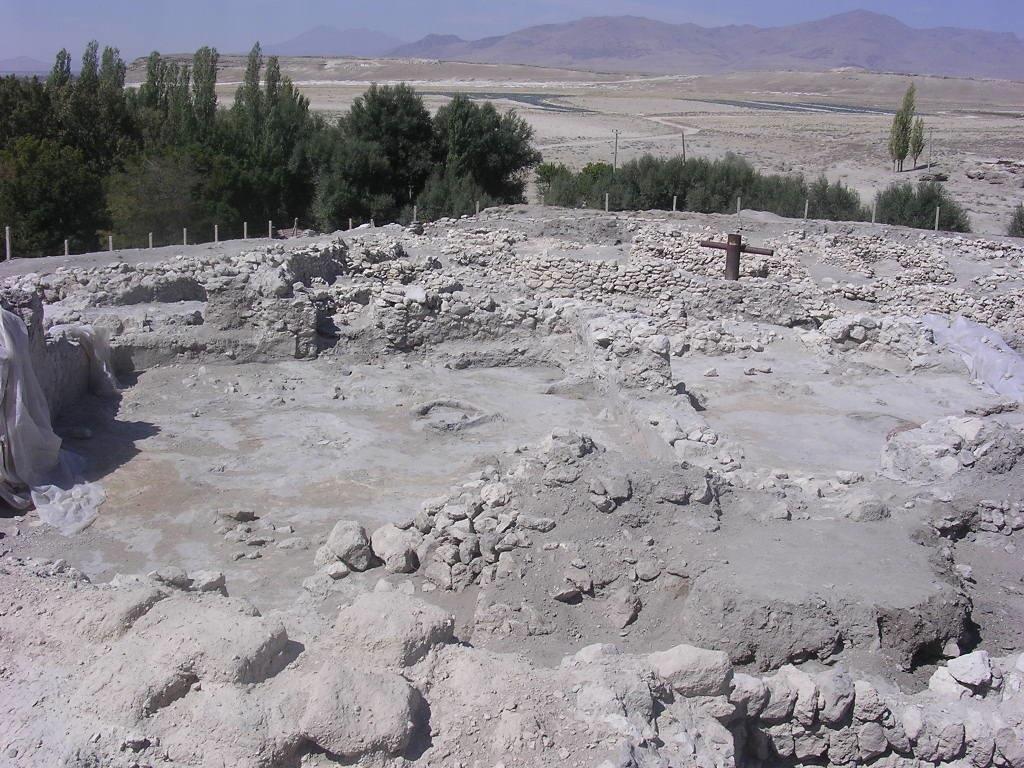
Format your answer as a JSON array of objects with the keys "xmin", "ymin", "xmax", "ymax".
[{"xmin": 1, "ymin": 206, "xmax": 1023, "ymax": 768}]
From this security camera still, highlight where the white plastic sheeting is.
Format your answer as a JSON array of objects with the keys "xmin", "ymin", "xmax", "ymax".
[
  {"xmin": 922, "ymin": 313, "xmax": 1024, "ymax": 402},
  {"xmin": 0, "ymin": 308, "xmax": 112, "ymax": 534}
]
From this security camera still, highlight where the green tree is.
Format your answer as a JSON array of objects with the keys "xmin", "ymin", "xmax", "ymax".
[
  {"xmin": 889, "ymin": 84, "xmax": 916, "ymax": 172},
  {"xmin": 343, "ymin": 83, "xmax": 435, "ymax": 204},
  {"xmin": 0, "ymin": 76, "xmax": 53, "ymax": 145},
  {"xmin": 105, "ymin": 150, "xmax": 203, "ymax": 246},
  {"xmin": 1009, "ymin": 204, "xmax": 1024, "ymax": 238},
  {"xmin": 233, "ymin": 43, "xmax": 264, "ymax": 150},
  {"xmin": 432, "ymin": 94, "xmax": 540, "ymax": 202},
  {"xmin": 191, "ymin": 47, "xmax": 219, "ymax": 139},
  {"xmin": 909, "ymin": 118, "xmax": 925, "ymax": 169},
  {"xmin": 0, "ymin": 136, "xmax": 106, "ymax": 255},
  {"xmin": 312, "ymin": 133, "xmax": 396, "ymax": 228}
]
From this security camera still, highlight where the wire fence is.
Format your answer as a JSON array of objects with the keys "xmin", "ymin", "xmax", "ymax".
[{"xmin": 2, "ymin": 194, "xmax": 1004, "ymax": 261}]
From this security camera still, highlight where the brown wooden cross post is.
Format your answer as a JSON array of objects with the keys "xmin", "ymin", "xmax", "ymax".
[{"xmin": 698, "ymin": 233, "xmax": 775, "ymax": 281}]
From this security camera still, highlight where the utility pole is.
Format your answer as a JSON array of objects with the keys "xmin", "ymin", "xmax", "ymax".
[{"xmin": 613, "ymin": 130, "xmax": 620, "ymax": 171}]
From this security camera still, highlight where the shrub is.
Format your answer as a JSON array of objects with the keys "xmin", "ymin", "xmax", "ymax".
[{"xmin": 874, "ymin": 182, "xmax": 971, "ymax": 233}]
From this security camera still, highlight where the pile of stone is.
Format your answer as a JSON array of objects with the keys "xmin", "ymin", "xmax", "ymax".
[
  {"xmin": 439, "ymin": 226, "xmax": 526, "ymax": 265},
  {"xmin": 673, "ymin": 319, "xmax": 778, "ymax": 357},
  {"xmin": 882, "ymin": 416, "xmax": 1024, "ymax": 484}
]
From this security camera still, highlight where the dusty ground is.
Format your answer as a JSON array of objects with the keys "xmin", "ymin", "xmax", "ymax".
[
  {"xmin": 125, "ymin": 57, "xmax": 1024, "ymax": 237},
  {"xmin": 1, "ymin": 207, "xmax": 1023, "ymax": 766}
]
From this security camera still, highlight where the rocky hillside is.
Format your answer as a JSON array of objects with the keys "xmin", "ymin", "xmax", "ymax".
[{"xmin": 391, "ymin": 11, "xmax": 1024, "ymax": 79}]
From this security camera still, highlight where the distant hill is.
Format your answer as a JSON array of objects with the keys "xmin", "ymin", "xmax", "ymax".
[
  {"xmin": 389, "ymin": 11, "xmax": 1024, "ymax": 80},
  {"xmin": 267, "ymin": 26, "xmax": 405, "ymax": 58},
  {"xmin": 0, "ymin": 56, "xmax": 50, "ymax": 75}
]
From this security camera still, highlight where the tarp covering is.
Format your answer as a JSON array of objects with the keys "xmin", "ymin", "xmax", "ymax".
[
  {"xmin": 0, "ymin": 308, "xmax": 111, "ymax": 534},
  {"xmin": 922, "ymin": 313, "xmax": 1024, "ymax": 402}
]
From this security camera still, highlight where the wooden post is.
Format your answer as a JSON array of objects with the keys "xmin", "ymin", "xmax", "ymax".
[
  {"xmin": 149, "ymin": 232, "xmax": 154, "ymax": 249},
  {"xmin": 64, "ymin": 239, "xmax": 69, "ymax": 257},
  {"xmin": 4, "ymin": 226, "xmax": 10, "ymax": 261},
  {"xmin": 268, "ymin": 220, "xmax": 273, "ymax": 239},
  {"xmin": 214, "ymin": 224, "xmax": 219, "ymax": 243},
  {"xmin": 183, "ymin": 227, "xmax": 187, "ymax": 246},
  {"xmin": 804, "ymin": 199, "xmax": 809, "ymax": 221},
  {"xmin": 935, "ymin": 207, "xmax": 941, "ymax": 232},
  {"xmin": 672, "ymin": 195, "xmax": 678, "ymax": 212},
  {"xmin": 725, "ymin": 234, "xmax": 742, "ymax": 281},
  {"xmin": 108, "ymin": 235, "xmax": 113, "ymax": 252},
  {"xmin": 243, "ymin": 221, "xmax": 248, "ymax": 239}
]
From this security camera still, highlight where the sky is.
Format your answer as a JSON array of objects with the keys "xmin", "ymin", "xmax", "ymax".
[{"xmin": 3, "ymin": 0, "xmax": 1023, "ymax": 62}]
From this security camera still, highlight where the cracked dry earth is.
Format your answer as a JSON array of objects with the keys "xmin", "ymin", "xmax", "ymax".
[{"xmin": 1, "ymin": 205, "xmax": 1024, "ymax": 768}]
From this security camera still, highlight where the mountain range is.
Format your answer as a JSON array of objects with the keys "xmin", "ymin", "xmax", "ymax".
[
  {"xmin": 270, "ymin": 11, "xmax": 1024, "ymax": 80},
  {"xmin": 0, "ymin": 56, "xmax": 50, "ymax": 75}
]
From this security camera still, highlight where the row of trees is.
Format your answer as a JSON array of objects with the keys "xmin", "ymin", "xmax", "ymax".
[
  {"xmin": 537, "ymin": 154, "xmax": 972, "ymax": 232},
  {"xmin": 0, "ymin": 42, "xmax": 541, "ymax": 257},
  {"xmin": 889, "ymin": 85, "xmax": 926, "ymax": 173}
]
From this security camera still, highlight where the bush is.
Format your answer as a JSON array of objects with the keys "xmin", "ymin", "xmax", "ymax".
[
  {"xmin": 1009, "ymin": 204, "xmax": 1024, "ymax": 238},
  {"xmin": 415, "ymin": 168, "xmax": 495, "ymax": 221},
  {"xmin": 538, "ymin": 154, "xmax": 867, "ymax": 222},
  {"xmin": 807, "ymin": 175, "xmax": 868, "ymax": 221},
  {"xmin": 874, "ymin": 182, "xmax": 971, "ymax": 233}
]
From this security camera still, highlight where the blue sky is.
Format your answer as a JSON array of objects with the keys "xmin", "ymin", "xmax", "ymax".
[{"xmin": 3, "ymin": 0, "xmax": 1022, "ymax": 61}]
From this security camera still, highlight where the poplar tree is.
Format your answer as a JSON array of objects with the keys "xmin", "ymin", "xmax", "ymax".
[
  {"xmin": 888, "ymin": 84, "xmax": 917, "ymax": 173},
  {"xmin": 910, "ymin": 118, "xmax": 926, "ymax": 169}
]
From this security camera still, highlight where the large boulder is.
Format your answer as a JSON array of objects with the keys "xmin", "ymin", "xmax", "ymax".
[
  {"xmin": 334, "ymin": 592, "xmax": 454, "ymax": 666},
  {"xmin": 300, "ymin": 665, "xmax": 417, "ymax": 759},
  {"xmin": 326, "ymin": 520, "xmax": 376, "ymax": 571},
  {"xmin": 647, "ymin": 644, "xmax": 733, "ymax": 698},
  {"xmin": 371, "ymin": 524, "xmax": 422, "ymax": 574}
]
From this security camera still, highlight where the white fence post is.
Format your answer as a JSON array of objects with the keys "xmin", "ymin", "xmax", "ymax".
[
  {"xmin": 149, "ymin": 232, "xmax": 154, "ymax": 249},
  {"xmin": 871, "ymin": 201, "xmax": 877, "ymax": 224},
  {"xmin": 268, "ymin": 220, "xmax": 273, "ymax": 239},
  {"xmin": 737, "ymin": 197, "xmax": 742, "ymax": 217},
  {"xmin": 214, "ymin": 224, "xmax": 219, "ymax": 243},
  {"xmin": 672, "ymin": 195, "xmax": 678, "ymax": 212},
  {"xmin": 413, "ymin": 205, "xmax": 418, "ymax": 223},
  {"xmin": 183, "ymin": 227, "xmax": 188, "ymax": 246},
  {"xmin": 64, "ymin": 239, "xmax": 69, "ymax": 257},
  {"xmin": 293, "ymin": 217, "xmax": 298, "ymax": 235},
  {"xmin": 348, "ymin": 218, "xmax": 353, "ymax": 231},
  {"xmin": 4, "ymin": 226, "xmax": 10, "ymax": 261},
  {"xmin": 605, "ymin": 193, "xmax": 609, "ymax": 212},
  {"xmin": 804, "ymin": 199, "xmax": 809, "ymax": 221},
  {"xmin": 243, "ymin": 221, "xmax": 248, "ymax": 239},
  {"xmin": 108, "ymin": 235, "xmax": 113, "ymax": 252},
  {"xmin": 935, "ymin": 207, "xmax": 941, "ymax": 231}
]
